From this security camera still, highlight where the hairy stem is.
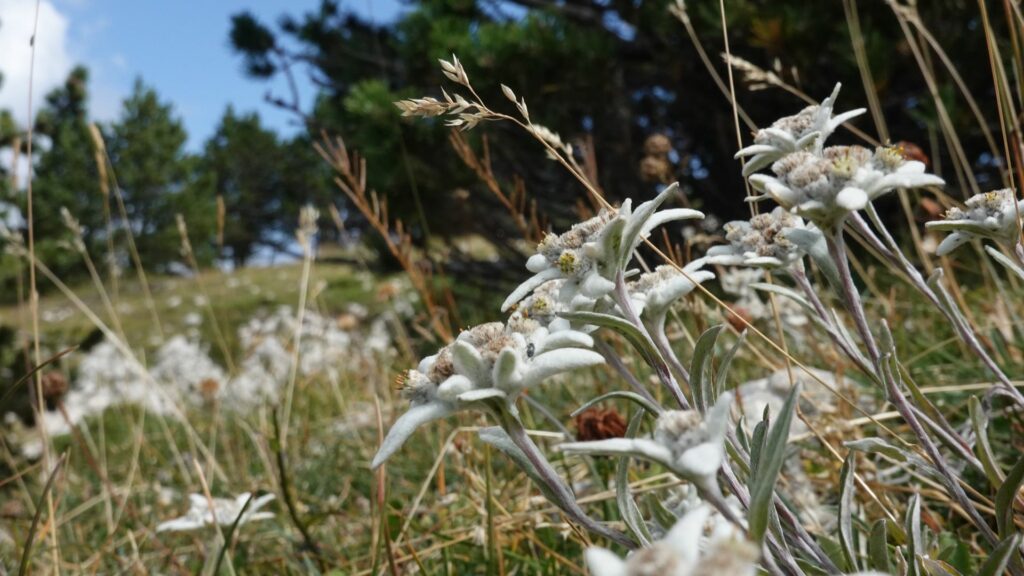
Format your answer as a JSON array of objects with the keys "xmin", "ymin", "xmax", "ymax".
[
  {"xmin": 612, "ymin": 273, "xmax": 690, "ymax": 410},
  {"xmin": 828, "ymin": 229, "xmax": 999, "ymax": 548},
  {"xmin": 501, "ymin": 412, "xmax": 636, "ymax": 548}
]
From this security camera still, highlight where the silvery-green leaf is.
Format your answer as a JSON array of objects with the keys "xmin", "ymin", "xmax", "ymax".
[
  {"xmin": 570, "ymin": 391, "xmax": 662, "ymax": 418},
  {"xmin": 452, "ymin": 341, "xmax": 488, "ymax": 385},
  {"xmin": 978, "ymin": 533, "xmax": 1022, "ymax": 576},
  {"xmin": 690, "ymin": 325, "xmax": 725, "ymax": 412},
  {"xmin": 492, "ymin": 348, "xmax": 521, "ymax": 391},
  {"xmin": 558, "ymin": 437, "xmax": 674, "ymax": 468},
  {"xmin": 457, "ymin": 388, "xmax": 507, "ymax": 403},
  {"xmin": 639, "ymin": 208, "xmax": 704, "ymax": 240},
  {"xmin": 740, "ymin": 152, "xmax": 777, "ymax": 177},
  {"xmin": 836, "ymin": 187, "xmax": 869, "ymax": 211},
  {"xmin": 538, "ymin": 330, "xmax": 594, "ymax": 353},
  {"xmin": 905, "ymin": 494, "xmax": 922, "ymax": 576},
  {"xmin": 839, "ymin": 453, "xmax": 858, "ymax": 572},
  {"xmin": 868, "ymin": 519, "xmax": 891, "ymax": 574},
  {"xmin": 526, "ymin": 253, "xmax": 549, "ymax": 272},
  {"xmin": 936, "ymin": 232, "xmax": 971, "ymax": 257},
  {"xmin": 969, "ymin": 397, "xmax": 1004, "ymax": 487},
  {"xmin": 558, "ymin": 310, "xmax": 661, "ymax": 366},
  {"xmin": 748, "ymin": 381, "xmax": 800, "ymax": 543},
  {"xmin": 985, "ymin": 244, "xmax": 1024, "ymax": 281},
  {"xmin": 519, "ymin": 348, "xmax": 604, "ymax": 389},
  {"xmin": 436, "ymin": 374, "xmax": 474, "ymax": 401},
  {"xmin": 579, "ymin": 271, "xmax": 616, "ymax": 298},
  {"xmin": 616, "ymin": 411, "xmax": 653, "ymax": 546},
  {"xmin": 785, "ymin": 226, "xmax": 840, "ymax": 290},
  {"xmin": 735, "ymin": 143, "xmax": 778, "ymax": 158},
  {"xmin": 371, "ymin": 402, "xmax": 455, "ymax": 469},
  {"xmin": 995, "ymin": 452, "xmax": 1024, "ymax": 538},
  {"xmin": 714, "ymin": 331, "xmax": 746, "ymax": 398}
]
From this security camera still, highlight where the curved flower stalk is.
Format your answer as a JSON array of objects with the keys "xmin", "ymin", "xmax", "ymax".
[
  {"xmin": 156, "ymin": 493, "xmax": 275, "ymax": 532},
  {"xmin": 559, "ymin": 392, "xmax": 733, "ymax": 494},
  {"xmin": 501, "ymin": 183, "xmax": 703, "ymax": 312},
  {"xmin": 926, "ymin": 188, "xmax": 1024, "ymax": 255},
  {"xmin": 628, "ymin": 262, "xmax": 715, "ymax": 333},
  {"xmin": 735, "ymin": 83, "xmax": 866, "ymax": 176},
  {"xmin": 584, "ymin": 503, "xmax": 759, "ymax": 576},
  {"xmin": 748, "ymin": 145, "xmax": 944, "ymax": 227},
  {"xmin": 705, "ymin": 207, "xmax": 813, "ymax": 269},
  {"xmin": 371, "ymin": 321, "xmax": 603, "ymax": 468}
]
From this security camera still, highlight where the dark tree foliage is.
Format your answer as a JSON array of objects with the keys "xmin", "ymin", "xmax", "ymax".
[
  {"xmin": 198, "ymin": 107, "xmax": 332, "ymax": 266},
  {"xmin": 107, "ymin": 79, "xmax": 216, "ymax": 270},
  {"xmin": 29, "ymin": 66, "xmax": 106, "ymax": 279},
  {"xmin": 228, "ymin": 0, "xmax": 1001, "ymax": 240}
]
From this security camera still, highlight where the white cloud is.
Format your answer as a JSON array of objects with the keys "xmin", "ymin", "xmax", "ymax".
[{"xmin": 0, "ymin": 0, "xmax": 73, "ymax": 128}]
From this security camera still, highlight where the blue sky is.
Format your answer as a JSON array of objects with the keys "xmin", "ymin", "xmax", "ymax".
[{"xmin": 0, "ymin": 0, "xmax": 405, "ymax": 151}]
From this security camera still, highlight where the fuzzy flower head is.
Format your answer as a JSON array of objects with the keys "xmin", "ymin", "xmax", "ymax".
[
  {"xmin": 371, "ymin": 321, "xmax": 603, "ymax": 468},
  {"xmin": 501, "ymin": 183, "xmax": 704, "ymax": 312},
  {"xmin": 559, "ymin": 392, "xmax": 733, "ymax": 491},
  {"xmin": 735, "ymin": 83, "xmax": 866, "ymax": 176},
  {"xmin": 585, "ymin": 503, "xmax": 759, "ymax": 576},
  {"xmin": 926, "ymin": 189, "xmax": 1024, "ymax": 255},
  {"xmin": 156, "ymin": 493, "xmax": 275, "ymax": 532},
  {"xmin": 628, "ymin": 262, "xmax": 714, "ymax": 331},
  {"xmin": 748, "ymin": 145, "xmax": 943, "ymax": 227},
  {"xmin": 705, "ymin": 207, "xmax": 811, "ymax": 269}
]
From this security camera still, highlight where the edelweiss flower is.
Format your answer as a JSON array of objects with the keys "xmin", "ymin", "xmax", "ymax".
[
  {"xmin": 628, "ymin": 262, "xmax": 714, "ymax": 332},
  {"xmin": 559, "ymin": 393, "xmax": 732, "ymax": 491},
  {"xmin": 585, "ymin": 503, "xmax": 759, "ymax": 576},
  {"xmin": 748, "ymin": 145, "xmax": 943, "ymax": 226},
  {"xmin": 506, "ymin": 279, "xmax": 575, "ymax": 333},
  {"xmin": 926, "ymin": 188, "xmax": 1024, "ymax": 255},
  {"xmin": 705, "ymin": 207, "xmax": 813, "ymax": 269},
  {"xmin": 371, "ymin": 321, "xmax": 603, "ymax": 468},
  {"xmin": 735, "ymin": 83, "xmax": 866, "ymax": 176},
  {"xmin": 156, "ymin": 492, "xmax": 275, "ymax": 532},
  {"xmin": 501, "ymin": 183, "xmax": 703, "ymax": 312}
]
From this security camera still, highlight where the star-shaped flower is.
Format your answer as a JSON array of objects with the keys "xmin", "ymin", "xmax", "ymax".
[
  {"xmin": 559, "ymin": 392, "xmax": 733, "ymax": 492},
  {"xmin": 156, "ymin": 492, "xmax": 275, "ymax": 532},
  {"xmin": 501, "ymin": 183, "xmax": 703, "ymax": 312},
  {"xmin": 627, "ymin": 262, "xmax": 714, "ymax": 333},
  {"xmin": 705, "ymin": 207, "xmax": 813, "ymax": 269},
  {"xmin": 926, "ymin": 188, "xmax": 1024, "ymax": 255},
  {"xmin": 748, "ymin": 145, "xmax": 943, "ymax": 227},
  {"xmin": 735, "ymin": 83, "xmax": 866, "ymax": 177},
  {"xmin": 584, "ymin": 502, "xmax": 759, "ymax": 576},
  {"xmin": 371, "ymin": 321, "xmax": 604, "ymax": 468}
]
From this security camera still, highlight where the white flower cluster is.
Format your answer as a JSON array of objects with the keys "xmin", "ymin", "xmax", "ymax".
[
  {"xmin": 502, "ymin": 183, "xmax": 703, "ymax": 311},
  {"xmin": 737, "ymin": 84, "xmax": 866, "ymax": 176},
  {"xmin": 926, "ymin": 188, "xmax": 1024, "ymax": 255},
  {"xmin": 156, "ymin": 492, "xmax": 275, "ymax": 532},
  {"xmin": 371, "ymin": 320, "xmax": 602, "ymax": 468},
  {"xmin": 705, "ymin": 207, "xmax": 810, "ymax": 269},
  {"xmin": 375, "ymin": 182, "xmax": 722, "ymax": 475},
  {"xmin": 15, "ymin": 306, "xmax": 393, "ymax": 456},
  {"xmin": 627, "ymin": 262, "xmax": 714, "ymax": 331},
  {"xmin": 740, "ymin": 85, "xmax": 943, "ymax": 226},
  {"xmin": 719, "ymin": 268, "xmax": 808, "ymax": 329}
]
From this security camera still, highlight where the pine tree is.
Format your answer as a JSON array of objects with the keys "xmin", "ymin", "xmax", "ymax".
[
  {"xmin": 107, "ymin": 79, "xmax": 214, "ymax": 270},
  {"xmin": 30, "ymin": 66, "xmax": 104, "ymax": 278},
  {"xmin": 199, "ymin": 107, "xmax": 330, "ymax": 267}
]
